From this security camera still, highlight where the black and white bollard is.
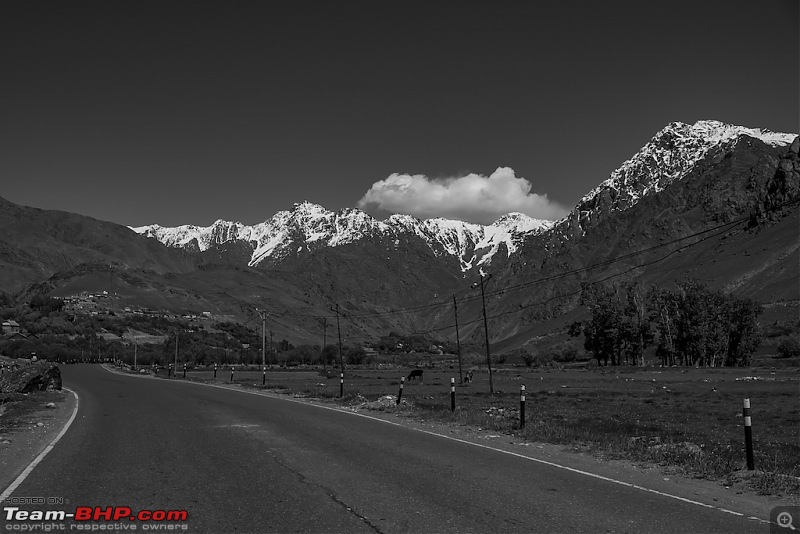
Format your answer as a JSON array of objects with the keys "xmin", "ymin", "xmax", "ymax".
[
  {"xmin": 743, "ymin": 398, "xmax": 754, "ymax": 470},
  {"xmin": 262, "ymin": 367, "xmax": 266, "ymax": 385},
  {"xmin": 397, "ymin": 376, "xmax": 404, "ymax": 405},
  {"xmin": 214, "ymin": 363, "xmax": 217, "ymax": 379},
  {"xmin": 183, "ymin": 363, "xmax": 186, "ymax": 378},
  {"xmin": 520, "ymin": 385, "xmax": 526, "ymax": 428},
  {"xmin": 168, "ymin": 363, "xmax": 173, "ymax": 378},
  {"xmin": 230, "ymin": 368, "xmax": 234, "ymax": 382},
  {"xmin": 450, "ymin": 377, "xmax": 456, "ymax": 412},
  {"xmin": 340, "ymin": 372, "xmax": 344, "ymax": 398}
]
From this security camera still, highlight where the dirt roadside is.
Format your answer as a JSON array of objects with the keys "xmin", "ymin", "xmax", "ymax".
[{"xmin": 0, "ymin": 388, "xmax": 78, "ymax": 495}]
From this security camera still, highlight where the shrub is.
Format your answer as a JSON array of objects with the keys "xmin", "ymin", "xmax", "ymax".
[{"xmin": 776, "ymin": 336, "xmax": 800, "ymax": 358}]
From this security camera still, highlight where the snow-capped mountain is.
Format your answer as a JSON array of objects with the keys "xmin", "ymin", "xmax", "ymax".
[
  {"xmin": 131, "ymin": 120, "xmax": 797, "ymax": 278},
  {"xmin": 1, "ymin": 119, "xmax": 796, "ymax": 347},
  {"xmin": 560, "ymin": 120, "xmax": 797, "ymax": 235},
  {"xmin": 131, "ymin": 203, "xmax": 553, "ymax": 271}
]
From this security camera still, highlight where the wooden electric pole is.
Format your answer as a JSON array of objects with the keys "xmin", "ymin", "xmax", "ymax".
[{"xmin": 472, "ymin": 273, "xmax": 494, "ymax": 394}]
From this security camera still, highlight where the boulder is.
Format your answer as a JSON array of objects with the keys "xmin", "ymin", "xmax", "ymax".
[{"xmin": 0, "ymin": 362, "xmax": 62, "ymax": 396}]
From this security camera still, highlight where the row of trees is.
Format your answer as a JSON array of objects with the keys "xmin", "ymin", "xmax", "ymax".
[{"xmin": 570, "ymin": 279, "xmax": 762, "ymax": 367}]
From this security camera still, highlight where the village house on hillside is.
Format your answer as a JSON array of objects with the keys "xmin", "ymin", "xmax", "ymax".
[{"xmin": 2, "ymin": 320, "xmax": 21, "ymax": 335}]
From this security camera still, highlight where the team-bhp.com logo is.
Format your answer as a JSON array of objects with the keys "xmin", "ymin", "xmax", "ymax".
[{"xmin": 4, "ymin": 506, "xmax": 188, "ymax": 530}]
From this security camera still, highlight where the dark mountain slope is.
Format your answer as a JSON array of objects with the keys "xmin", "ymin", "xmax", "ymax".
[
  {"xmin": 0, "ymin": 196, "xmax": 198, "ymax": 294},
  {"xmin": 451, "ymin": 135, "xmax": 800, "ymax": 345}
]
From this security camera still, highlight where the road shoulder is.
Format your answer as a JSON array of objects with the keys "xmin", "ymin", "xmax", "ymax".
[{"xmin": 0, "ymin": 388, "xmax": 78, "ymax": 495}]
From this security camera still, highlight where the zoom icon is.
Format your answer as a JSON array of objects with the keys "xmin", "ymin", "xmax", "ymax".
[{"xmin": 771, "ymin": 506, "xmax": 799, "ymax": 533}]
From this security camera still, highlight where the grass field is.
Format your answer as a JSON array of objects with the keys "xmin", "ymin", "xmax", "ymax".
[{"xmin": 154, "ymin": 362, "xmax": 800, "ymax": 498}]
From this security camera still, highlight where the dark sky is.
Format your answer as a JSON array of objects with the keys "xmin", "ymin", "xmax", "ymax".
[{"xmin": 2, "ymin": 1, "xmax": 797, "ymax": 227}]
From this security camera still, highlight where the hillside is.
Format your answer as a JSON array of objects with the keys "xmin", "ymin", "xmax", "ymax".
[
  {"xmin": 1, "ymin": 120, "xmax": 797, "ymax": 349},
  {"xmin": 0, "ymin": 197, "xmax": 199, "ymax": 295}
]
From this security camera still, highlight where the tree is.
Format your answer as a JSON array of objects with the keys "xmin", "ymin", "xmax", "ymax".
[
  {"xmin": 321, "ymin": 344, "xmax": 338, "ymax": 366},
  {"xmin": 649, "ymin": 279, "xmax": 761, "ymax": 367},
  {"xmin": 579, "ymin": 283, "xmax": 624, "ymax": 366},
  {"xmin": 724, "ymin": 295, "xmax": 762, "ymax": 366},
  {"xmin": 345, "ymin": 346, "xmax": 367, "ymax": 365},
  {"xmin": 619, "ymin": 282, "xmax": 653, "ymax": 366},
  {"xmin": 777, "ymin": 336, "xmax": 800, "ymax": 358}
]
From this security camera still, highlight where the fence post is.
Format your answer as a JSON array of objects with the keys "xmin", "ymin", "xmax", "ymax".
[
  {"xmin": 520, "ymin": 385, "xmax": 526, "ymax": 428},
  {"xmin": 743, "ymin": 398, "xmax": 754, "ymax": 470},
  {"xmin": 397, "ymin": 376, "xmax": 404, "ymax": 405},
  {"xmin": 451, "ymin": 377, "xmax": 456, "ymax": 412}
]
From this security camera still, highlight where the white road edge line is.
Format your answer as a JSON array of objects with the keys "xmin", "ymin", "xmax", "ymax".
[
  {"xmin": 101, "ymin": 366, "xmax": 774, "ymax": 525},
  {"xmin": 0, "ymin": 387, "xmax": 80, "ymax": 501}
]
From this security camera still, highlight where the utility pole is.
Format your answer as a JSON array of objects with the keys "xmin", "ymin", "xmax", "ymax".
[
  {"xmin": 453, "ymin": 295, "xmax": 463, "ymax": 383},
  {"xmin": 320, "ymin": 317, "xmax": 328, "ymax": 371},
  {"xmin": 472, "ymin": 273, "xmax": 494, "ymax": 394},
  {"xmin": 334, "ymin": 304, "xmax": 344, "ymax": 371},
  {"xmin": 256, "ymin": 309, "xmax": 268, "ymax": 371},
  {"xmin": 174, "ymin": 331, "xmax": 179, "ymax": 379}
]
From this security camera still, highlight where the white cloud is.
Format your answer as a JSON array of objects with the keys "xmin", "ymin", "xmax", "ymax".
[{"xmin": 357, "ymin": 167, "xmax": 568, "ymax": 224}]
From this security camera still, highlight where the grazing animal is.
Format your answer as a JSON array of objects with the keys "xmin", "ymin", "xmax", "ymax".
[
  {"xmin": 407, "ymin": 369, "xmax": 424, "ymax": 381},
  {"xmin": 464, "ymin": 370, "xmax": 474, "ymax": 383}
]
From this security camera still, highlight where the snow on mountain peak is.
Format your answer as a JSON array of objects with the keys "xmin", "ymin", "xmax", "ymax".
[
  {"xmin": 565, "ymin": 120, "xmax": 798, "ymax": 234},
  {"xmin": 131, "ymin": 203, "xmax": 554, "ymax": 272},
  {"xmin": 492, "ymin": 212, "xmax": 554, "ymax": 233},
  {"xmin": 132, "ymin": 120, "xmax": 796, "ymax": 271}
]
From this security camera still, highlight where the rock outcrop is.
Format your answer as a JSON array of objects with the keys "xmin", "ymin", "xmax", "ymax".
[{"xmin": 0, "ymin": 362, "xmax": 62, "ymax": 400}]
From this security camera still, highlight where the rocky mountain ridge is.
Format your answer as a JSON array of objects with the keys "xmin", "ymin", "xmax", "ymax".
[
  {"xmin": 132, "ymin": 204, "xmax": 553, "ymax": 272},
  {"xmin": 1, "ymin": 119, "xmax": 797, "ymax": 348},
  {"xmin": 132, "ymin": 120, "xmax": 797, "ymax": 274},
  {"xmin": 557, "ymin": 120, "xmax": 797, "ymax": 238}
]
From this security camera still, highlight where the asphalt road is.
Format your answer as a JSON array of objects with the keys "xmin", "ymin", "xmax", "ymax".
[{"xmin": 3, "ymin": 365, "xmax": 768, "ymax": 533}]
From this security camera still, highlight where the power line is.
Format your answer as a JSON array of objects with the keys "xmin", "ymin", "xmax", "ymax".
[
  {"xmin": 244, "ymin": 198, "xmax": 798, "ymax": 329},
  {"xmin": 420, "ymin": 217, "xmax": 751, "ymax": 334}
]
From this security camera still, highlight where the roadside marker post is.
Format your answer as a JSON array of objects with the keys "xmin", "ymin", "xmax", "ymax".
[
  {"xmin": 520, "ymin": 385, "xmax": 526, "ymax": 428},
  {"xmin": 230, "ymin": 368, "xmax": 234, "ymax": 383},
  {"xmin": 743, "ymin": 398, "xmax": 754, "ymax": 470},
  {"xmin": 340, "ymin": 372, "xmax": 344, "ymax": 398},
  {"xmin": 183, "ymin": 363, "xmax": 186, "ymax": 379},
  {"xmin": 451, "ymin": 377, "xmax": 456, "ymax": 412},
  {"xmin": 397, "ymin": 376, "xmax": 404, "ymax": 405},
  {"xmin": 213, "ymin": 363, "xmax": 217, "ymax": 379},
  {"xmin": 168, "ymin": 363, "xmax": 173, "ymax": 378},
  {"xmin": 262, "ymin": 367, "xmax": 266, "ymax": 386}
]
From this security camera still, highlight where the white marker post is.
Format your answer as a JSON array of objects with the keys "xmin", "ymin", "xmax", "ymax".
[
  {"xmin": 397, "ymin": 376, "xmax": 404, "ymax": 405},
  {"xmin": 450, "ymin": 377, "xmax": 456, "ymax": 412},
  {"xmin": 339, "ymin": 372, "xmax": 344, "ymax": 398},
  {"xmin": 520, "ymin": 385, "xmax": 526, "ymax": 428},
  {"xmin": 743, "ymin": 398, "xmax": 754, "ymax": 470}
]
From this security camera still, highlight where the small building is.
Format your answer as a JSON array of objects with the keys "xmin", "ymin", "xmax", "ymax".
[
  {"xmin": 8, "ymin": 331, "xmax": 37, "ymax": 341},
  {"xmin": 2, "ymin": 320, "xmax": 21, "ymax": 335}
]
